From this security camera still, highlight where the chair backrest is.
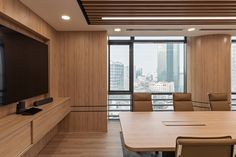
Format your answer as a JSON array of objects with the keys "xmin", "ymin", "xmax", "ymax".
[
  {"xmin": 176, "ymin": 136, "xmax": 236, "ymax": 157},
  {"xmin": 208, "ymin": 93, "xmax": 231, "ymax": 111},
  {"xmin": 133, "ymin": 93, "xmax": 153, "ymax": 112},
  {"xmin": 173, "ymin": 93, "xmax": 193, "ymax": 111}
]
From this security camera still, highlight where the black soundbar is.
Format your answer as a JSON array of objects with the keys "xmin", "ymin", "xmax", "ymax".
[{"xmin": 33, "ymin": 97, "xmax": 53, "ymax": 106}]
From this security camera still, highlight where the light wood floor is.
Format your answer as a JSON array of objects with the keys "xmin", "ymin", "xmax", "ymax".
[{"xmin": 37, "ymin": 121, "xmax": 123, "ymax": 157}]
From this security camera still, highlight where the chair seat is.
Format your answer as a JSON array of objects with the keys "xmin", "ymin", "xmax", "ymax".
[{"xmin": 176, "ymin": 136, "xmax": 236, "ymax": 157}]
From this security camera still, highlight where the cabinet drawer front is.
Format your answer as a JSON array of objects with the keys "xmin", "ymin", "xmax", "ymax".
[
  {"xmin": 33, "ymin": 102, "xmax": 70, "ymax": 143},
  {"xmin": 0, "ymin": 123, "xmax": 31, "ymax": 157}
]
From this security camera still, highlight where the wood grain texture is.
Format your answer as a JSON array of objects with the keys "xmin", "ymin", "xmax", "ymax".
[
  {"xmin": 0, "ymin": 123, "xmax": 31, "ymax": 157},
  {"xmin": 120, "ymin": 111, "xmax": 236, "ymax": 152},
  {"xmin": 0, "ymin": 0, "xmax": 108, "ymax": 133},
  {"xmin": 79, "ymin": 0, "xmax": 236, "ymax": 25},
  {"xmin": 0, "ymin": 92, "xmax": 47, "ymax": 119},
  {"xmin": 58, "ymin": 32, "xmax": 108, "ymax": 132},
  {"xmin": 71, "ymin": 106, "xmax": 107, "ymax": 112},
  {"xmin": 38, "ymin": 121, "xmax": 122, "ymax": 157},
  {"xmin": 187, "ymin": 34, "xmax": 231, "ymax": 108},
  {"xmin": 0, "ymin": 115, "xmax": 32, "ymax": 141},
  {"xmin": 0, "ymin": 98, "xmax": 70, "ymax": 141},
  {"xmin": 21, "ymin": 126, "xmax": 58, "ymax": 157},
  {"xmin": 0, "ymin": 0, "xmax": 60, "ymax": 118},
  {"xmin": 60, "ymin": 111, "xmax": 107, "ymax": 132},
  {"xmin": 0, "ymin": 98, "xmax": 70, "ymax": 157},
  {"xmin": 0, "ymin": 0, "xmax": 54, "ymax": 39},
  {"xmin": 33, "ymin": 99, "xmax": 70, "ymax": 143},
  {"xmin": 58, "ymin": 31, "xmax": 107, "ymax": 107}
]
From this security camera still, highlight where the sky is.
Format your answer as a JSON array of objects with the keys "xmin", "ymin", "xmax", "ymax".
[{"xmin": 110, "ymin": 43, "xmax": 184, "ymax": 74}]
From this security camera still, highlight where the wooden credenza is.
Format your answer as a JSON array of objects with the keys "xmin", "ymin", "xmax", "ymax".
[{"xmin": 0, "ymin": 97, "xmax": 70, "ymax": 157}]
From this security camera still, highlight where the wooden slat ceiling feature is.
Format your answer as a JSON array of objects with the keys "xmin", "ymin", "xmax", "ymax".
[{"xmin": 78, "ymin": 0, "xmax": 236, "ymax": 25}]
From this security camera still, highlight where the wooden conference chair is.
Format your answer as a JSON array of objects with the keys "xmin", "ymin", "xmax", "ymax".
[
  {"xmin": 208, "ymin": 93, "xmax": 231, "ymax": 111},
  {"xmin": 132, "ymin": 93, "xmax": 153, "ymax": 112},
  {"xmin": 175, "ymin": 136, "xmax": 236, "ymax": 157},
  {"xmin": 173, "ymin": 93, "xmax": 194, "ymax": 111}
]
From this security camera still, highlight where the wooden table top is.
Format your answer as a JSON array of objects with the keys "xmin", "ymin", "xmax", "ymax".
[{"xmin": 119, "ymin": 111, "xmax": 236, "ymax": 152}]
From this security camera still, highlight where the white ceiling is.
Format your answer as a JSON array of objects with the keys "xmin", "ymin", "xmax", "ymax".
[{"xmin": 20, "ymin": 0, "xmax": 236, "ymax": 36}]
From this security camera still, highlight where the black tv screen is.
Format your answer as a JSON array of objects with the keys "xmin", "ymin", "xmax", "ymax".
[{"xmin": 0, "ymin": 25, "xmax": 48, "ymax": 105}]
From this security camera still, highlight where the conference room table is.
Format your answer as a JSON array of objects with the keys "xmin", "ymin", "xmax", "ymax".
[{"xmin": 119, "ymin": 111, "xmax": 236, "ymax": 152}]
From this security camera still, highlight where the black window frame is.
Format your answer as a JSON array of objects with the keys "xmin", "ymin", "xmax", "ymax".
[
  {"xmin": 108, "ymin": 36, "xmax": 187, "ymax": 94},
  {"xmin": 108, "ymin": 38, "xmax": 133, "ymax": 94}
]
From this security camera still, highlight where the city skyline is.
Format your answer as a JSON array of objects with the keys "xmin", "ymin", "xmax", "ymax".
[
  {"xmin": 110, "ymin": 43, "xmax": 184, "ymax": 75},
  {"xmin": 108, "ymin": 37, "xmax": 236, "ymax": 119},
  {"xmin": 110, "ymin": 43, "xmax": 184, "ymax": 92}
]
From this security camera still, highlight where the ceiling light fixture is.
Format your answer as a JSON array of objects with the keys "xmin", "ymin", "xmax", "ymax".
[
  {"xmin": 102, "ymin": 17, "xmax": 236, "ymax": 20},
  {"xmin": 114, "ymin": 28, "xmax": 121, "ymax": 32},
  {"xmin": 61, "ymin": 15, "xmax": 71, "ymax": 20},
  {"xmin": 188, "ymin": 28, "xmax": 196, "ymax": 32}
]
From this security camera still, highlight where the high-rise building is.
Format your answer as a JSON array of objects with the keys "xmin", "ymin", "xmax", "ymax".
[
  {"xmin": 124, "ymin": 65, "xmax": 129, "ymax": 90},
  {"xmin": 157, "ymin": 44, "xmax": 167, "ymax": 81},
  {"xmin": 156, "ymin": 43, "xmax": 181, "ymax": 92},
  {"xmin": 166, "ymin": 43, "xmax": 174, "ymax": 82},
  {"xmin": 167, "ymin": 43, "xmax": 181, "ymax": 91},
  {"xmin": 110, "ymin": 61, "xmax": 124, "ymax": 90},
  {"xmin": 135, "ymin": 68, "xmax": 143, "ymax": 79}
]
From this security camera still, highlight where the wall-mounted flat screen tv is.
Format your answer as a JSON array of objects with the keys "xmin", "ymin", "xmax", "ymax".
[{"xmin": 0, "ymin": 25, "xmax": 48, "ymax": 105}]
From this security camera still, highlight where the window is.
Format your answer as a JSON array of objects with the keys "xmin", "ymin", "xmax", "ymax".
[
  {"xmin": 231, "ymin": 37, "xmax": 236, "ymax": 110},
  {"xmin": 108, "ymin": 36, "xmax": 186, "ymax": 119},
  {"xmin": 108, "ymin": 94, "xmax": 131, "ymax": 119},
  {"xmin": 134, "ymin": 43, "xmax": 184, "ymax": 93},
  {"xmin": 109, "ymin": 45, "xmax": 130, "ymax": 91}
]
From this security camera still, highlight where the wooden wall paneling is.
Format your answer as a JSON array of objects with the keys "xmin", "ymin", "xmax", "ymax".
[
  {"xmin": 187, "ymin": 34, "xmax": 231, "ymax": 105},
  {"xmin": 48, "ymin": 32, "xmax": 60, "ymax": 98},
  {"xmin": 60, "ymin": 111, "xmax": 107, "ymax": 132},
  {"xmin": 0, "ymin": 0, "xmax": 60, "ymax": 97},
  {"xmin": 0, "ymin": 0, "xmax": 52, "ymax": 39},
  {"xmin": 0, "ymin": 0, "xmax": 60, "ymax": 118},
  {"xmin": 58, "ymin": 32, "xmax": 108, "ymax": 132},
  {"xmin": 0, "ymin": 0, "xmax": 108, "ymax": 133},
  {"xmin": 58, "ymin": 32, "xmax": 107, "ymax": 107},
  {"xmin": 71, "ymin": 106, "xmax": 107, "ymax": 112}
]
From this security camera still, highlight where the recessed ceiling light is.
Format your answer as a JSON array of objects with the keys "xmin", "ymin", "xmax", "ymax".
[
  {"xmin": 102, "ymin": 17, "xmax": 236, "ymax": 20},
  {"xmin": 114, "ymin": 28, "xmax": 121, "ymax": 32},
  {"xmin": 61, "ymin": 15, "xmax": 71, "ymax": 20},
  {"xmin": 188, "ymin": 28, "xmax": 196, "ymax": 32}
]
